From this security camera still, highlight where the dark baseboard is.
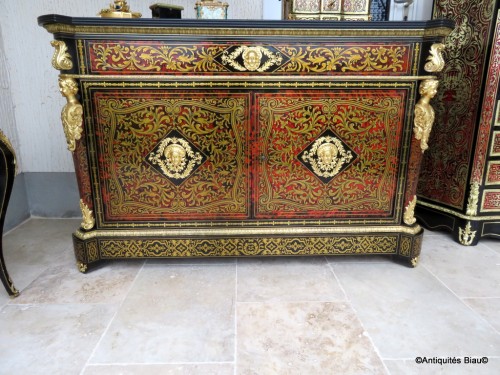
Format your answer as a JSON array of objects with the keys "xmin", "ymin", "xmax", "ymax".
[{"xmin": 4, "ymin": 172, "xmax": 80, "ymax": 232}]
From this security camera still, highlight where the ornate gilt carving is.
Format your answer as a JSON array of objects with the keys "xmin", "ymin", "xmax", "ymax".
[
  {"xmin": 414, "ymin": 79, "xmax": 439, "ymax": 152},
  {"xmin": 148, "ymin": 137, "xmax": 204, "ymax": 179},
  {"xmin": 77, "ymin": 261, "xmax": 88, "ymax": 273},
  {"xmin": 80, "ymin": 199, "xmax": 95, "ymax": 230},
  {"xmin": 459, "ymin": 222, "xmax": 476, "ymax": 246},
  {"xmin": 410, "ymin": 256, "xmax": 419, "ymax": 267},
  {"xmin": 404, "ymin": 195, "xmax": 417, "ymax": 225},
  {"xmin": 221, "ymin": 46, "xmax": 283, "ymax": 72},
  {"xmin": 58, "ymin": 78, "xmax": 83, "ymax": 152},
  {"xmin": 465, "ymin": 182, "xmax": 480, "ymax": 216},
  {"xmin": 424, "ymin": 43, "xmax": 446, "ymax": 73},
  {"xmin": 50, "ymin": 40, "xmax": 73, "ymax": 71},
  {"xmin": 301, "ymin": 136, "xmax": 354, "ymax": 179}
]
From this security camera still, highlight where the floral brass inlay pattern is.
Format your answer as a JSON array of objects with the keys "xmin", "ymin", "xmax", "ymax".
[
  {"xmin": 91, "ymin": 91, "xmax": 250, "ymax": 221},
  {"xmin": 58, "ymin": 78, "xmax": 83, "ymax": 152},
  {"xmin": 98, "ymin": 235, "xmax": 399, "ymax": 258},
  {"xmin": 256, "ymin": 91, "xmax": 406, "ymax": 218},
  {"xmin": 87, "ymin": 41, "xmax": 411, "ymax": 75},
  {"xmin": 418, "ymin": 1, "xmax": 496, "ymax": 209}
]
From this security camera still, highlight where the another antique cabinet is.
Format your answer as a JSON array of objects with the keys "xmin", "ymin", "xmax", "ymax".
[
  {"xmin": 282, "ymin": 0, "xmax": 372, "ymax": 20},
  {"xmin": 416, "ymin": 0, "xmax": 500, "ymax": 245},
  {"xmin": 38, "ymin": 15, "xmax": 452, "ymax": 271},
  {"xmin": 0, "ymin": 130, "xmax": 19, "ymax": 296}
]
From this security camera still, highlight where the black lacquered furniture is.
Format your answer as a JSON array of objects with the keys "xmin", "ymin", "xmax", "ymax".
[{"xmin": 0, "ymin": 130, "xmax": 19, "ymax": 297}]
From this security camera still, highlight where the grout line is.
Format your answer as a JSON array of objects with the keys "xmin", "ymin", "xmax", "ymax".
[
  {"xmin": 325, "ymin": 257, "xmax": 392, "ymax": 375},
  {"xmin": 79, "ymin": 260, "xmax": 147, "ymax": 375},
  {"xmin": 234, "ymin": 258, "xmax": 238, "ymax": 375},
  {"xmin": 84, "ymin": 361, "xmax": 236, "ymax": 366},
  {"xmin": 421, "ymin": 263, "xmax": 500, "ymax": 336}
]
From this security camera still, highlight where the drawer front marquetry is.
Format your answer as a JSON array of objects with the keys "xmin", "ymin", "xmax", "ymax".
[
  {"xmin": 486, "ymin": 161, "xmax": 500, "ymax": 185},
  {"xmin": 482, "ymin": 189, "xmax": 500, "ymax": 211},
  {"xmin": 255, "ymin": 89, "xmax": 408, "ymax": 219},
  {"xmin": 88, "ymin": 89, "xmax": 251, "ymax": 223},
  {"xmin": 82, "ymin": 40, "xmax": 414, "ymax": 76}
]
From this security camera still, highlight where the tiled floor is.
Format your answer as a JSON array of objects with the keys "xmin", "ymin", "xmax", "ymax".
[{"xmin": 1, "ymin": 219, "xmax": 499, "ymax": 375}]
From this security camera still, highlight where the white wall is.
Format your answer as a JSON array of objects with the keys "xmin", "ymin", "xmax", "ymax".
[
  {"xmin": 389, "ymin": 0, "xmax": 433, "ymax": 21},
  {"xmin": 0, "ymin": 0, "xmax": 263, "ymax": 173}
]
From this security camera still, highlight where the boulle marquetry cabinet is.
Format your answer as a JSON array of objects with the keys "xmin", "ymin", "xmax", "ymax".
[
  {"xmin": 38, "ymin": 14, "xmax": 453, "ymax": 271},
  {"xmin": 416, "ymin": 0, "xmax": 500, "ymax": 245},
  {"xmin": 283, "ymin": 0, "xmax": 372, "ymax": 20},
  {"xmin": 0, "ymin": 130, "xmax": 19, "ymax": 296}
]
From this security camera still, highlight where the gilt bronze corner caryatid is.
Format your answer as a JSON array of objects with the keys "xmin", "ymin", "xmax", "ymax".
[
  {"xmin": 58, "ymin": 78, "xmax": 83, "ymax": 152},
  {"xmin": 413, "ymin": 43, "xmax": 447, "ymax": 153}
]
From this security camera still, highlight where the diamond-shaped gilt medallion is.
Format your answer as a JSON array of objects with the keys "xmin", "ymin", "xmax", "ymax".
[
  {"xmin": 298, "ymin": 130, "xmax": 357, "ymax": 184},
  {"xmin": 146, "ymin": 130, "xmax": 207, "ymax": 185}
]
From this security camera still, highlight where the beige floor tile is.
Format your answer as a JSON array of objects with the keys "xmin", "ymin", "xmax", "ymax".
[
  {"xmin": 237, "ymin": 256, "xmax": 345, "ymax": 302},
  {"xmin": 2, "ymin": 218, "xmax": 500, "ymax": 374},
  {"xmin": 82, "ymin": 363, "xmax": 234, "ymax": 375},
  {"xmin": 421, "ymin": 235, "xmax": 500, "ymax": 298},
  {"xmin": 326, "ymin": 254, "xmax": 394, "ymax": 264},
  {"xmin": 481, "ymin": 238, "xmax": 500, "ymax": 254},
  {"xmin": 385, "ymin": 357, "xmax": 500, "ymax": 375},
  {"xmin": 463, "ymin": 298, "xmax": 500, "ymax": 333},
  {"xmin": 10, "ymin": 260, "xmax": 143, "ymax": 304},
  {"xmin": 89, "ymin": 263, "xmax": 236, "ymax": 364},
  {"xmin": 237, "ymin": 301, "xmax": 387, "ymax": 375},
  {"xmin": 333, "ymin": 262, "xmax": 500, "ymax": 359},
  {"xmin": 1, "ymin": 218, "xmax": 80, "ymax": 304},
  {"xmin": 0, "ymin": 303, "xmax": 116, "ymax": 375}
]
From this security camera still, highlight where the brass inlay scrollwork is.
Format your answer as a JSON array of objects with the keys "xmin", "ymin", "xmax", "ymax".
[
  {"xmin": 80, "ymin": 199, "xmax": 95, "ymax": 230},
  {"xmin": 50, "ymin": 40, "xmax": 73, "ymax": 71},
  {"xmin": 414, "ymin": 79, "xmax": 439, "ymax": 152},
  {"xmin": 221, "ymin": 46, "xmax": 283, "ymax": 72},
  {"xmin": 466, "ymin": 182, "xmax": 480, "ymax": 216},
  {"xmin": 88, "ymin": 42, "xmax": 410, "ymax": 75},
  {"xmin": 424, "ymin": 43, "xmax": 445, "ymax": 73},
  {"xmin": 459, "ymin": 222, "xmax": 476, "ymax": 246},
  {"xmin": 404, "ymin": 195, "xmax": 417, "ymax": 225},
  {"xmin": 148, "ymin": 137, "xmax": 203, "ymax": 179},
  {"xmin": 58, "ymin": 78, "xmax": 83, "ymax": 152},
  {"xmin": 302, "ymin": 136, "xmax": 354, "ymax": 179}
]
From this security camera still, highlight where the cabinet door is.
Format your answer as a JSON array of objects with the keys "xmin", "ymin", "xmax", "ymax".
[
  {"xmin": 85, "ymin": 86, "xmax": 251, "ymax": 224},
  {"xmin": 254, "ymin": 89, "xmax": 410, "ymax": 221}
]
